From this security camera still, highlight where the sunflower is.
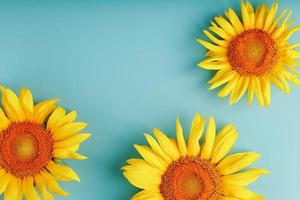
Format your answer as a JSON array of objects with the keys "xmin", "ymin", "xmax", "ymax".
[
  {"xmin": 0, "ymin": 86, "xmax": 90, "ymax": 200},
  {"xmin": 197, "ymin": 1, "xmax": 300, "ymax": 107},
  {"xmin": 123, "ymin": 113, "xmax": 268, "ymax": 200}
]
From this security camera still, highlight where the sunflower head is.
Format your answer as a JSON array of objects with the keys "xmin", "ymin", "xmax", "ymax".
[
  {"xmin": 197, "ymin": 0, "xmax": 300, "ymax": 107},
  {"xmin": 0, "ymin": 86, "xmax": 90, "ymax": 200},
  {"xmin": 123, "ymin": 113, "xmax": 269, "ymax": 200}
]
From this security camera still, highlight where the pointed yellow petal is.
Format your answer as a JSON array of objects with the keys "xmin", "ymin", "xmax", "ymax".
[
  {"xmin": 269, "ymin": 74, "xmax": 286, "ymax": 93},
  {"xmin": 144, "ymin": 133, "xmax": 172, "ymax": 163},
  {"xmin": 46, "ymin": 161, "xmax": 80, "ymax": 182},
  {"xmin": 241, "ymin": 1, "xmax": 250, "ymax": 30},
  {"xmin": 217, "ymin": 152, "xmax": 261, "ymax": 175},
  {"xmin": 196, "ymin": 39, "xmax": 226, "ymax": 53},
  {"xmin": 153, "ymin": 129, "xmax": 180, "ymax": 161},
  {"xmin": 47, "ymin": 107, "xmax": 66, "ymax": 130},
  {"xmin": 253, "ymin": 77, "xmax": 264, "ymax": 107},
  {"xmin": 53, "ymin": 149, "xmax": 88, "ymax": 160},
  {"xmin": 0, "ymin": 87, "xmax": 26, "ymax": 122},
  {"xmin": 209, "ymin": 71, "xmax": 237, "ymax": 90},
  {"xmin": 4, "ymin": 176, "xmax": 19, "ymax": 200},
  {"xmin": 221, "ymin": 168, "xmax": 270, "ymax": 186},
  {"xmin": 209, "ymin": 25, "xmax": 231, "ymax": 40},
  {"xmin": 217, "ymin": 77, "xmax": 238, "ymax": 98},
  {"xmin": 225, "ymin": 8, "xmax": 244, "ymax": 34},
  {"xmin": 203, "ymin": 30, "xmax": 228, "ymax": 46},
  {"xmin": 54, "ymin": 133, "xmax": 91, "ymax": 149},
  {"xmin": 261, "ymin": 76, "xmax": 271, "ymax": 107},
  {"xmin": 215, "ymin": 16, "xmax": 237, "ymax": 36},
  {"xmin": 33, "ymin": 99, "xmax": 58, "ymax": 123},
  {"xmin": 188, "ymin": 114, "xmax": 205, "ymax": 156},
  {"xmin": 211, "ymin": 125, "xmax": 238, "ymax": 164},
  {"xmin": 123, "ymin": 164, "xmax": 161, "ymax": 190},
  {"xmin": 230, "ymin": 76, "xmax": 249, "ymax": 105},
  {"xmin": 268, "ymin": 8, "xmax": 287, "ymax": 33},
  {"xmin": 264, "ymin": 4, "xmax": 276, "ymax": 30},
  {"xmin": 125, "ymin": 159, "xmax": 163, "ymax": 176},
  {"xmin": 19, "ymin": 88, "xmax": 34, "ymax": 121},
  {"xmin": 49, "ymin": 111, "xmax": 77, "ymax": 133},
  {"xmin": 132, "ymin": 189, "xmax": 163, "ymax": 200},
  {"xmin": 0, "ymin": 173, "xmax": 12, "ymax": 195},
  {"xmin": 134, "ymin": 145, "xmax": 168, "ymax": 171},
  {"xmin": 52, "ymin": 122, "xmax": 87, "ymax": 141},
  {"xmin": 22, "ymin": 176, "xmax": 40, "ymax": 200},
  {"xmin": 223, "ymin": 184, "xmax": 264, "ymax": 199},
  {"xmin": 40, "ymin": 171, "xmax": 69, "ymax": 196},
  {"xmin": 176, "ymin": 117, "xmax": 187, "ymax": 156},
  {"xmin": 0, "ymin": 108, "xmax": 10, "ymax": 131},
  {"xmin": 200, "ymin": 117, "xmax": 216, "ymax": 160},
  {"xmin": 248, "ymin": 78, "xmax": 255, "ymax": 105},
  {"xmin": 35, "ymin": 174, "xmax": 54, "ymax": 200},
  {"xmin": 255, "ymin": 3, "xmax": 267, "ymax": 29}
]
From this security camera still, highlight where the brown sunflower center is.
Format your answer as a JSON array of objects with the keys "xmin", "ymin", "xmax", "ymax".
[
  {"xmin": 160, "ymin": 157, "xmax": 221, "ymax": 200},
  {"xmin": 227, "ymin": 29, "xmax": 278, "ymax": 76},
  {"xmin": 0, "ymin": 122, "xmax": 53, "ymax": 178}
]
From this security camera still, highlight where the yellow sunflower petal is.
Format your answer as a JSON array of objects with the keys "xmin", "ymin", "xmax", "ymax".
[
  {"xmin": 211, "ymin": 125, "xmax": 238, "ymax": 164},
  {"xmin": 176, "ymin": 117, "xmax": 188, "ymax": 156},
  {"xmin": 220, "ymin": 196, "xmax": 240, "ymax": 200},
  {"xmin": 261, "ymin": 76, "xmax": 271, "ymax": 107},
  {"xmin": 53, "ymin": 133, "xmax": 91, "ymax": 149},
  {"xmin": 132, "ymin": 189, "xmax": 163, "ymax": 200},
  {"xmin": 200, "ymin": 117, "xmax": 216, "ymax": 160},
  {"xmin": 4, "ymin": 176, "xmax": 19, "ymax": 200},
  {"xmin": 144, "ymin": 133, "xmax": 172, "ymax": 163},
  {"xmin": 0, "ymin": 108, "xmax": 10, "ymax": 131},
  {"xmin": 268, "ymin": 8, "xmax": 287, "ymax": 33},
  {"xmin": 188, "ymin": 114, "xmax": 205, "ymax": 156},
  {"xmin": 52, "ymin": 122, "xmax": 87, "ymax": 141},
  {"xmin": 264, "ymin": 3, "xmax": 277, "ymax": 30},
  {"xmin": 125, "ymin": 159, "xmax": 163, "ymax": 176},
  {"xmin": 217, "ymin": 77, "xmax": 238, "ymax": 98},
  {"xmin": 0, "ymin": 173, "xmax": 12, "ymax": 195},
  {"xmin": 215, "ymin": 16, "xmax": 237, "ymax": 36},
  {"xmin": 19, "ymin": 88, "xmax": 34, "ymax": 121},
  {"xmin": 217, "ymin": 152, "xmax": 261, "ymax": 175},
  {"xmin": 225, "ymin": 7, "xmax": 244, "ymax": 34},
  {"xmin": 46, "ymin": 161, "xmax": 80, "ymax": 182},
  {"xmin": 247, "ymin": 78, "xmax": 255, "ymax": 105},
  {"xmin": 253, "ymin": 77, "xmax": 264, "ymax": 107},
  {"xmin": 255, "ymin": 3, "xmax": 267, "ymax": 29},
  {"xmin": 223, "ymin": 184, "xmax": 264, "ymax": 199},
  {"xmin": 53, "ymin": 149, "xmax": 88, "ymax": 160},
  {"xmin": 134, "ymin": 145, "xmax": 168, "ymax": 171},
  {"xmin": 47, "ymin": 107, "xmax": 66, "ymax": 130},
  {"xmin": 35, "ymin": 174, "xmax": 54, "ymax": 200},
  {"xmin": 0, "ymin": 87, "xmax": 26, "ymax": 122},
  {"xmin": 153, "ymin": 129, "xmax": 180, "ymax": 161},
  {"xmin": 40, "ymin": 171, "xmax": 69, "ymax": 196},
  {"xmin": 197, "ymin": 39, "xmax": 226, "ymax": 53},
  {"xmin": 203, "ymin": 30, "xmax": 228, "ymax": 47},
  {"xmin": 221, "ymin": 168, "xmax": 270, "ymax": 186},
  {"xmin": 33, "ymin": 99, "xmax": 58, "ymax": 123},
  {"xmin": 209, "ymin": 71, "xmax": 237, "ymax": 90},
  {"xmin": 49, "ymin": 110, "xmax": 77, "ymax": 132},
  {"xmin": 22, "ymin": 176, "xmax": 40, "ymax": 200},
  {"xmin": 123, "ymin": 163, "xmax": 162, "ymax": 190}
]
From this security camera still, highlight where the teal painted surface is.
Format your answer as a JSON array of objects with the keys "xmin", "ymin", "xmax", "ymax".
[{"xmin": 0, "ymin": 0, "xmax": 299, "ymax": 199}]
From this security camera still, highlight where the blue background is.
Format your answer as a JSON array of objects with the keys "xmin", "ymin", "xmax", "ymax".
[{"xmin": 0, "ymin": 0, "xmax": 299, "ymax": 199}]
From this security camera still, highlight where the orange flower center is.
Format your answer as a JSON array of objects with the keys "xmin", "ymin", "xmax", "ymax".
[
  {"xmin": 0, "ymin": 122, "xmax": 53, "ymax": 178},
  {"xmin": 160, "ymin": 157, "xmax": 221, "ymax": 200},
  {"xmin": 227, "ymin": 29, "xmax": 278, "ymax": 76}
]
